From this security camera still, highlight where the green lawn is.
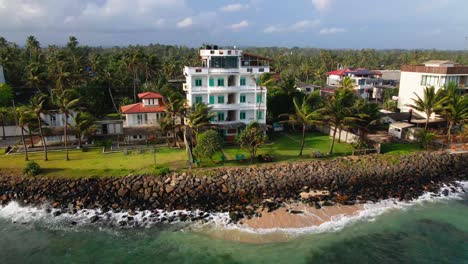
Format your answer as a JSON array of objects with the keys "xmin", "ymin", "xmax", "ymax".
[
  {"xmin": 380, "ymin": 143, "xmax": 422, "ymax": 155},
  {"xmin": 0, "ymin": 132, "xmax": 353, "ymax": 178}
]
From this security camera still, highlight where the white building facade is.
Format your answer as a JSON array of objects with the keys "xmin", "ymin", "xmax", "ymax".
[
  {"xmin": 327, "ymin": 67, "xmax": 383, "ymax": 99},
  {"xmin": 398, "ymin": 60, "xmax": 468, "ymax": 117},
  {"xmin": 183, "ymin": 46, "xmax": 269, "ymax": 141}
]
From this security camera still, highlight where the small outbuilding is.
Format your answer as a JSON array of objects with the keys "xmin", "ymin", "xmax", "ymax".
[{"xmin": 388, "ymin": 122, "xmax": 415, "ymax": 139}]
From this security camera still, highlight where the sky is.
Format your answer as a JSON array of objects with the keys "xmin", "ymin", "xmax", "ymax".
[{"xmin": 0, "ymin": 0, "xmax": 467, "ymax": 49}]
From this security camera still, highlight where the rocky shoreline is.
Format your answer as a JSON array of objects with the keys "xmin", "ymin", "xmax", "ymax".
[{"xmin": 0, "ymin": 152, "xmax": 467, "ymax": 224}]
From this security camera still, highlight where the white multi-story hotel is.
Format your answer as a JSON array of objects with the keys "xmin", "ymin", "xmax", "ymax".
[
  {"xmin": 183, "ymin": 46, "xmax": 270, "ymax": 141},
  {"xmin": 398, "ymin": 60, "xmax": 468, "ymax": 117}
]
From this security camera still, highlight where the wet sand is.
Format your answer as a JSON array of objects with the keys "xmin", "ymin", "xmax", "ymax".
[{"xmin": 198, "ymin": 202, "xmax": 365, "ymax": 244}]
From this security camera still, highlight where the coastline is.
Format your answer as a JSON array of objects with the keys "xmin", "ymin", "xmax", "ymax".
[{"xmin": 0, "ymin": 152, "xmax": 467, "ymax": 227}]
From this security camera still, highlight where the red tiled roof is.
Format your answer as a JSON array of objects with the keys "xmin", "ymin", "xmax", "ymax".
[
  {"xmin": 121, "ymin": 103, "xmax": 166, "ymax": 114},
  {"xmin": 327, "ymin": 67, "xmax": 382, "ymax": 76},
  {"xmin": 138, "ymin": 92, "xmax": 164, "ymax": 99}
]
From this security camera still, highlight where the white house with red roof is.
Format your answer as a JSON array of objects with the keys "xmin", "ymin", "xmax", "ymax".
[
  {"xmin": 121, "ymin": 92, "xmax": 174, "ymax": 141},
  {"xmin": 327, "ymin": 67, "xmax": 383, "ymax": 99}
]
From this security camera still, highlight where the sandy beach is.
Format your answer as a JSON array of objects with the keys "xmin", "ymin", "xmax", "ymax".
[{"xmin": 198, "ymin": 202, "xmax": 365, "ymax": 244}]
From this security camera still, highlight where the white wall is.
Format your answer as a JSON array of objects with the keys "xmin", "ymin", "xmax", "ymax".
[{"xmin": 0, "ymin": 126, "xmax": 29, "ymax": 137}]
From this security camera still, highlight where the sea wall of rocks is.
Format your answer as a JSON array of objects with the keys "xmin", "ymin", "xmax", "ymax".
[{"xmin": 1, "ymin": 152, "xmax": 467, "ymax": 215}]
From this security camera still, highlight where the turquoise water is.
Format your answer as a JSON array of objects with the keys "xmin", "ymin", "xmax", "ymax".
[{"xmin": 0, "ymin": 187, "xmax": 467, "ymax": 263}]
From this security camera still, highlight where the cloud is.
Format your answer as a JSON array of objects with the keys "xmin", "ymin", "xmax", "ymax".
[
  {"xmin": 230, "ymin": 20, "xmax": 249, "ymax": 30},
  {"xmin": 264, "ymin": 19, "xmax": 320, "ymax": 33},
  {"xmin": 177, "ymin": 17, "xmax": 193, "ymax": 28},
  {"xmin": 290, "ymin": 20, "xmax": 320, "ymax": 31},
  {"xmin": 0, "ymin": 0, "xmax": 190, "ymax": 32},
  {"xmin": 312, "ymin": 0, "xmax": 331, "ymax": 12},
  {"xmin": 220, "ymin": 3, "xmax": 248, "ymax": 12},
  {"xmin": 319, "ymin": 27, "xmax": 345, "ymax": 34}
]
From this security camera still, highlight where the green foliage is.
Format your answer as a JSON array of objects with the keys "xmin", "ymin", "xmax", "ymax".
[
  {"xmin": 23, "ymin": 161, "xmax": 41, "ymax": 176},
  {"xmin": 193, "ymin": 130, "xmax": 223, "ymax": 161},
  {"xmin": 95, "ymin": 139, "xmax": 113, "ymax": 147},
  {"xmin": 153, "ymin": 165, "xmax": 170, "ymax": 176},
  {"xmin": 405, "ymin": 86, "xmax": 445, "ymax": 130},
  {"xmin": 383, "ymin": 99, "xmax": 398, "ymax": 112},
  {"xmin": 236, "ymin": 122, "xmax": 267, "ymax": 163},
  {"xmin": 0, "ymin": 84, "xmax": 13, "ymax": 107}
]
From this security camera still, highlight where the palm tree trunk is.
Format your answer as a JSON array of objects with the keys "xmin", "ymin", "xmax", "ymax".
[
  {"xmin": 299, "ymin": 125, "xmax": 306, "ymax": 156},
  {"xmin": 183, "ymin": 126, "xmax": 193, "ymax": 168},
  {"xmin": 108, "ymin": 81, "xmax": 118, "ymax": 113},
  {"xmin": 338, "ymin": 127, "xmax": 342, "ymax": 143},
  {"xmin": 21, "ymin": 126, "xmax": 29, "ymax": 161},
  {"xmin": 133, "ymin": 71, "xmax": 137, "ymax": 103},
  {"xmin": 37, "ymin": 116, "xmax": 48, "ymax": 161},
  {"xmin": 172, "ymin": 117, "xmax": 177, "ymax": 147},
  {"xmin": 447, "ymin": 121, "xmax": 454, "ymax": 143},
  {"xmin": 1, "ymin": 115, "xmax": 6, "ymax": 140},
  {"xmin": 329, "ymin": 126, "xmax": 337, "ymax": 155},
  {"xmin": 64, "ymin": 113, "xmax": 69, "ymax": 161},
  {"xmin": 28, "ymin": 129, "xmax": 35, "ymax": 148}
]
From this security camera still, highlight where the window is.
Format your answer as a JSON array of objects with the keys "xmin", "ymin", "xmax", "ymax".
[
  {"xmin": 259, "ymin": 68, "xmax": 264, "ymax": 72},
  {"xmin": 195, "ymin": 69, "xmax": 202, "ymax": 73},
  {"xmin": 209, "ymin": 78, "xmax": 214, "ymax": 87},
  {"xmin": 217, "ymin": 78, "xmax": 225, "ymax": 86},
  {"xmin": 240, "ymin": 111, "xmax": 246, "ymax": 120},
  {"xmin": 210, "ymin": 116, "xmax": 215, "ymax": 122},
  {"xmin": 210, "ymin": 50, "xmax": 215, "ymax": 54},
  {"xmin": 240, "ymin": 77, "xmax": 246, "ymax": 86},
  {"xmin": 137, "ymin": 114, "xmax": 143, "ymax": 124},
  {"xmin": 240, "ymin": 94, "xmax": 246, "ymax": 103},
  {"xmin": 195, "ymin": 79, "xmax": 202, "ymax": 86},
  {"xmin": 445, "ymin": 76, "xmax": 460, "ymax": 86},
  {"xmin": 358, "ymin": 79, "xmax": 365, "ymax": 85},
  {"xmin": 218, "ymin": 96, "xmax": 225, "ymax": 104},
  {"xmin": 247, "ymin": 68, "xmax": 253, "ymax": 73},
  {"xmin": 195, "ymin": 96, "xmax": 202, "ymax": 104},
  {"xmin": 210, "ymin": 56, "xmax": 238, "ymax": 68},
  {"xmin": 257, "ymin": 111, "xmax": 263, "ymax": 120},
  {"xmin": 256, "ymin": 94, "xmax": 262, "ymax": 103},
  {"xmin": 209, "ymin": 95, "xmax": 215, "ymax": 104},
  {"xmin": 421, "ymin": 75, "xmax": 440, "ymax": 86},
  {"xmin": 218, "ymin": 112, "xmax": 225, "ymax": 121}
]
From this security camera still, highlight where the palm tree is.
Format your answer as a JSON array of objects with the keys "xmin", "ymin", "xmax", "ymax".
[
  {"xmin": 439, "ymin": 82, "xmax": 468, "ymax": 142},
  {"xmin": 16, "ymin": 106, "xmax": 32, "ymax": 161},
  {"xmin": 164, "ymin": 97, "xmax": 184, "ymax": 147},
  {"xmin": 159, "ymin": 115, "xmax": 174, "ymax": 146},
  {"xmin": 320, "ymin": 88, "xmax": 358, "ymax": 155},
  {"xmin": 53, "ymin": 89, "xmax": 80, "ymax": 160},
  {"xmin": 253, "ymin": 73, "xmax": 276, "ymax": 121},
  {"xmin": 280, "ymin": 92, "xmax": 322, "ymax": 156},
  {"xmin": 72, "ymin": 112, "xmax": 95, "ymax": 149},
  {"xmin": 340, "ymin": 76, "xmax": 355, "ymax": 90},
  {"xmin": 0, "ymin": 107, "xmax": 10, "ymax": 140},
  {"xmin": 29, "ymin": 93, "xmax": 49, "ymax": 161},
  {"xmin": 405, "ymin": 86, "xmax": 444, "ymax": 131},
  {"xmin": 124, "ymin": 51, "xmax": 145, "ymax": 102},
  {"xmin": 187, "ymin": 102, "xmax": 216, "ymax": 137},
  {"xmin": 353, "ymin": 99, "xmax": 381, "ymax": 145}
]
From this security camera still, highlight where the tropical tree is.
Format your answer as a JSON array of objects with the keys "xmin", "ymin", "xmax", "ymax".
[
  {"xmin": 405, "ymin": 86, "xmax": 444, "ymax": 131},
  {"xmin": 280, "ymin": 92, "xmax": 322, "ymax": 156},
  {"xmin": 164, "ymin": 97, "xmax": 184, "ymax": 147},
  {"xmin": 340, "ymin": 76, "xmax": 355, "ymax": 90},
  {"xmin": 28, "ymin": 93, "xmax": 49, "ymax": 160},
  {"xmin": 72, "ymin": 112, "xmax": 96, "ymax": 149},
  {"xmin": 53, "ymin": 89, "xmax": 80, "ymax": 160},
  {"xmin": 236, "ymin": 122, "xmax": 267, "ymax": 163},
  {"xmin": 320, "ymin": 88, "xmax": 359, "ymax": 155},
  {"xmin": 159, "ymin": 115, "xmax": 174, "ymax": 146},
  {"xmin": 186, "ymin": 102, "xmax": 216, "ymax": 138},
  {"xmin": 0, "ymin": 107, "xmax": 10, "ymax": 140},
  {"xmin": 439, "ymin": 82, "xmax": 468, "ymax": 142},
  {"xmin": 193, "ymin": 130, "xmax": 223, "ymax": 163},
  {"xmin": 352, "ymin": 99, "xmax": 381, "ymax": 146},
  {"xmin": 16, "ymin": 106, "xmax": 33, "ymax": 161},
  {"xmin": 0, "ymin": 83, "xmax": 13, "ymax": 106}
]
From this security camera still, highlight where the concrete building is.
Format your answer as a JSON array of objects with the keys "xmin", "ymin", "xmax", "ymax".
[
  {"xmin": 121, "ymin": 92, "xmax": 177, "ymax": 142},
  {"xmin": 296, "ymin": 82, "xmax": 321, "ymax": 94},
  {"xmin": 398, "ymin": 60, "xmax": 468, "ymax": 117},
  {"xmin": 183, "ymin": 45, "xmax": 269, "ymax": 141},
  {"xmin": 40, "ymin": 110, "xmax": 78, "ymax": 145},
  {"xmin": 326, "ymin": 67, "xmax": 383, "ymax": 100}
]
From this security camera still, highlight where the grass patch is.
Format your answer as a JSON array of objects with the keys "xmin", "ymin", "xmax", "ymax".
[
  {"xmin": 380, "ymin": 143, "xmax": 422, "ymax": 155},
  {"xmin": 0, "ymin": 132, "xmax": 353, "ymax": 178}
]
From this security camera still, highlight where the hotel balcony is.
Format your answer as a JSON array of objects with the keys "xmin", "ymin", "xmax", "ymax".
[{"xmin": 184, "ymin": 66, "xmax": 270, "ymax": 76}]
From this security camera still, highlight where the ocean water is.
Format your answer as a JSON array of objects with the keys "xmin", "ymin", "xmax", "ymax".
[{"xmin": 0, "ymin": 182, "xmax": 467, "ymax": 264}]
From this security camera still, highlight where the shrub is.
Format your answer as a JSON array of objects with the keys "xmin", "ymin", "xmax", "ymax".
[
  {"xmin": 153, "ymin": 165, "xmax": 170, "ymax": 176},
  {"xmin": 23, "ymin": 161, "xmax": 41, "ymax": 176},
  {"xmin": 193, "ymin": 130, "xmax": 223, "ymax": 163}
]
